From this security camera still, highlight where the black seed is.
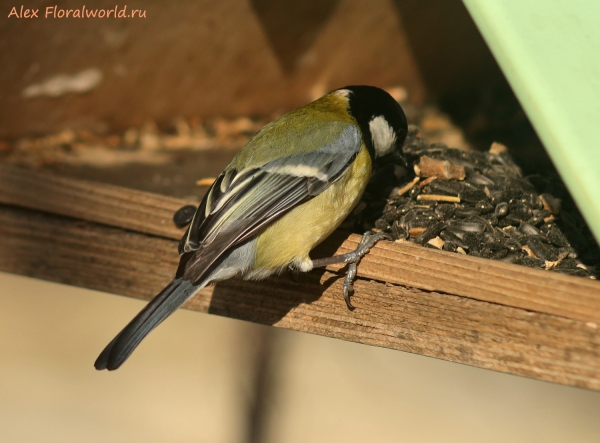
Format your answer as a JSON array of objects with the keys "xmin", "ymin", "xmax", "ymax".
[
  {"xmin": 475, "ymin": 200, "xmax": 494, "ymax": 214},
  {"xmin": 519, "ymin": 223, "xmax": 541, "ymax": 236},
  {"xmin": 479, "ymin": 247, "xmax": 493, "ymax": 258},
  {"xmin": 173, "ymin": 205, "xmax": 197, "ymax": 228},
  {"xmin": 527, "ymin": 216, "xmax": 544, "ymax": 227},
  {"xmin": 510, "ymin": 202, "xmax": 533, "ymax": 219},
  {"xmin": 408, "ymin": 185, "xmax": 420, "ymax": 199},
  {"xmin": 554, "ymin": 267, "xmax": 590, "ymax": 277},
  {"xmin": 482, "ymin": 213, "xmax": 498, "ymax": 226},
  {"xmin": 504, "ymin": 239, "xmax": 521, "ymax": 252},
  {"xmin": 494, "ymin": 202, "xmax": 509, "ymax": 217},
  {"xmin": 521, "ymin": 193, "xmax": 541, "ymax": 209},
  {"xmin": 467, "ymin": 173, "xmax": 495, "ymax": 186},
  {"xmin": 526, "ymin": 237, "xmax": 558, "ymax": 261},
  {"xmin": 490, "ymin": 249, "xmax": 509, "ymax": 260},
  {"xmin": 428, "ymin": 180, "xmax": 462, "ymax": 195},
  {"xmin": 557, "ymin": 258, "xmax": 578, "ymax": 269},
  {"xmin": 500, "ymin": 252, "xmax": 523, "ymax": 263},
  {"xmin": 462, "ymin": 232, "xmax": 483, "ymax": 253},
  {"xmin": 398, "ymin": 205, "xmax": 414, "ymax": 215},
  {"xmin": 459, "ymin": 188, "xmax": 487, "ymax": 203},
  {"xmin": 483, "ymin": 240, "xmax": 505, "ymax": 252},
  {"xmin": 450, "ymin": 218, "xmax": 487, "ymax": 233},
  {"xmin": 384, "ymin": 208, "xmax": 400, "ymax": 223},
  {"xmin": 558, "ymin": 246, "xmax": 578, "ymax": 259},
  {"xmin": 503, "ymin": 226, "xmax": 523, "ymax": 240},
  {"xmin": 375, "ymin": 219, "xmax": 390, "ymax": 231},
  {"xmin": 503, "ymin": 214, "xmax": 522, "ymax": 226},
  {"xmin": 516, "ymin": 256, "xmax": 546, "ymax": 268},
  {"xmin": 391, "ymin": 221, "xmax": 408, "ymax": 240},
  {"xmin": 490, "ymin": 189, "xmax": 521, "ymax": 205},
  {"xmin": 415, "ymin": 221, "xmax": 445, "ymax": 245},
  {"xmin": 545, "ymin": 225, "xmax": 571, "ymax": 247},
  {"xmin": 434, "ymin": 204, "xmax": 455, "ymax": 219},
  {"xmin": 443, "ymin": 241, "xmax": 459, "ymax": 253},
  {"xmin": 440, "ymin": 229, "xmax": 469, "ymax": 248},
  {"xmin": 454, "ymin": 207, "xmax": 481, "ymax": 218},
  {"xmin": 532, "ymin": 209, "xmax": 551, "ymax": 219}
]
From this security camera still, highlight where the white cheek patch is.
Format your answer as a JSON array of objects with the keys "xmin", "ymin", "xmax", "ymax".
[{"xmin": 369, "ymin": 115, "xmax": 396, "ymax": 157}]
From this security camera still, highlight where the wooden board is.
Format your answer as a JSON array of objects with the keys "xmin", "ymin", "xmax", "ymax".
[
  {"xmin": 1, "ymin": 165, "xmax": 600, "ymax": 389},
  {"xmin": 2, "ymin": 164, "xmax": 599, "ymax": 322}
]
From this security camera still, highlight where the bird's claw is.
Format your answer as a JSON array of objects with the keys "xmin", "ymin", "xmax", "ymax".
[
  {"xmin": 343, "ymin": 262, "xmax": 358, "ymax": 310},
  {"xmin": 340, "ymin": 230, "xmax": 391, "ymax": 310}
]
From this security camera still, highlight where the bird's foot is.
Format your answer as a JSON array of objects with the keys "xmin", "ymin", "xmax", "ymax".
[{"xmin": 312, "ymin": 230, "xmax": 391, "ymax": 310}]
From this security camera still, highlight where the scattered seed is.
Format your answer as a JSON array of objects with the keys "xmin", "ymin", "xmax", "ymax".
[
  {"xmin": 409, "ymin": 227, "xmax": 427, "ymax": 237},
  {"xmin": 408, "ymin": 185, "xmax": 421, "ymax": 199},
  {"xmin": 434, "ymin": 204, "xmax": 455, "ymax": 220},
  {"xmin": 517, "ymin": 256, "xmax": 546, "ymax": 268},
  {"xmin": 415, "ymin": 221, "xmax": 445, "ymax": 245},
  {"xmin": 459, "ymin": 188, "xmax": 487, "ymax": 203},
  {"xmin": 196, "ymin": 178, "xmax": 216, "ymax": 186},
  {"xmin": 396, "ymin": 177, "xmax": 420, "ymax": 196},
  {"xmin": 544, "ymin": 224, "xmax": 570, "ymax": 247},
  {"xmin": 418, "ymin": 176, "xmax": 437, "ymax": 188},
  {"xmin": 475, "ymin": 200, "xmax": 494, "ymax": 214},
  {"xmin": 526, "ymin": 237, "xmax": 558, "ymax": 261},
  {"xmin": 428, "ymin": 180, "xmax": 462, "ymax": 195},
  {"xmin": 172, "ymin": 205, "xmax": 197, "ymax": 228},
  {"xmin": 519, "ymin": 223, "xmax": 541, "ymax": 236},
  {"xmin": 494, "ymin": 202, "xmax": 509, "ymax": 217},
  {"xmin": 439, "ymin": 229, "xmax": 469, "ymax": 249},
  {"xmin": 416, "ymin": 194, "xmax": 460, "ymax": 203},
  {"xmin": 454, "ymin": 207, "xmax": 480, "ymax": 218},
  {"xmin": 449, "ymin": 219, "xmax": 486, "ymax": 233}
]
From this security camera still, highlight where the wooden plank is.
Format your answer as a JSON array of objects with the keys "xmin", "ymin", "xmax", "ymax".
[
  {"xmin": 1, "ymin": 164, "xmax": 599, "ymax": 323},
  {"xmin": 1, "ymin": 205, "xmax": 599, "ymax": 390},
  {"xmin": 0, "ymin": 164, "xmax": 185, "ymax": 239}
]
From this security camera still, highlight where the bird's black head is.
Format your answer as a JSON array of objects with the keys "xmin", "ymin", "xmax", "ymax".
[{"xmin": 335, "ymin": 85, "xmax": 408, "ymax": 159}]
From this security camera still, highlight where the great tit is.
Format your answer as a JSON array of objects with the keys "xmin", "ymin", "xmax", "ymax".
[{"xmin": 95, "ymin": 85, "xmax": 408, "ymax": 370}]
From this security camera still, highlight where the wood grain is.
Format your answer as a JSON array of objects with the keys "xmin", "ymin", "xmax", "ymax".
[
  {"xmin": 1, "ymin": 164, "xmax": 599, "ymax": 323},
  {"xmin": 1, "ymin": 205, "xmax": 599, "ymax": 390},
  {"xmin": 0, "ymin": 164, "xmax": 185, "ymax": 239}
]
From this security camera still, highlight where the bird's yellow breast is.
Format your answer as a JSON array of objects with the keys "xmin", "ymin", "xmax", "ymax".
[{"xmin": 252, "ymin": 145, "xmax": 371, "ymax": 273}]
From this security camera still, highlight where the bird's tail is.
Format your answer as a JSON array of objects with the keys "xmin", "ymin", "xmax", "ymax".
[{"xmin": 94, "ymin": 278, "xmax": 198, "ymax": 371}]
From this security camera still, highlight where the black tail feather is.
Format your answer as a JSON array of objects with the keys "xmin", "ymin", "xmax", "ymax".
[{"xmin": 94, "ymin": 278, "xmax": 197, "ymax": 371}]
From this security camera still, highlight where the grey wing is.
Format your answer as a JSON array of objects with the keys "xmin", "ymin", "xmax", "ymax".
[{"xmin": 177, "ymin": 124, "xmax": 362, "ymax": 282}]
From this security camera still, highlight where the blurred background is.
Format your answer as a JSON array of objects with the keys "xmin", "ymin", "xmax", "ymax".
[{"xmin": 1, "ymin": 0, "xmax": 600, "ymax": 441}]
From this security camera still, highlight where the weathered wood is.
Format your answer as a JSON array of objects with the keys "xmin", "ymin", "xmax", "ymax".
[
  {"xmin": 0, "ymin": 164, "xmax": 184, "ymax": 239},
  {"xmin": 1, "ymin": 164, "xmax": 599, "ymax": 323},
  {"xmin": 1, "ymin": 205, "xmax": 599, "ymax": 390}
]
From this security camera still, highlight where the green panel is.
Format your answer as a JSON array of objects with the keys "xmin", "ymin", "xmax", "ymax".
[{"xmin": 462, "ymin": 0, "xmax": 600, "ymax": 243}]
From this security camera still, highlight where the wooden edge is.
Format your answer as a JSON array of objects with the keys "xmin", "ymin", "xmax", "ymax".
[
  {"xmin": 0, "ymin": 164, "xmax": 185, "ymax": 239},
  {"xmin": 1, "ymin": 205, "xmax": 599, "ymax": 391},
  {"xmin": 1, "ymin": 164, "xmax": 599, "ymax": 323}
]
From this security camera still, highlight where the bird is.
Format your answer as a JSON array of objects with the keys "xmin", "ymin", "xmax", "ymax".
[{"xmin": 95, "ymin": 85, "xmax": 408, "ymax": 370}]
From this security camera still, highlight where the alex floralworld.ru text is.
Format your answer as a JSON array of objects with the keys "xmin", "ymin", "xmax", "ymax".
[{"xmin": 8, "ymin": 5, "xmax": 146, "ymax": 18}]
